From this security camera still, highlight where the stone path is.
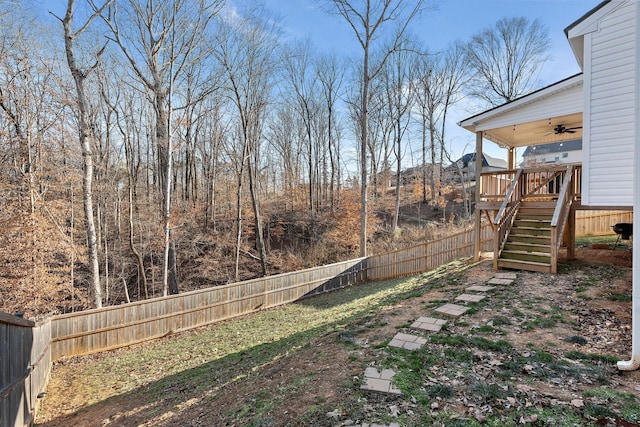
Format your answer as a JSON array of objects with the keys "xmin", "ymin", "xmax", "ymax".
[
  {"xmin": 388, "ymin": 332, "xmax": 427, "ymax": 351},
  {"xmin": 466, "ymin": 285, "xmax": 494, "ymax": 292},
  {"xmin": 360, "ymin": 367, "xmax": 402, "ymax": 394},
  {"xmin": 357, "ymin": 271, "xmax": 518, "ymax": 426},
  {"xmin": 455, "ymin": 293, "xmax": 485, "ymax": 303},
  {"xmin": 411, "ymin": 316, "xmax": 447, "ymax": 332},
  {"xmin": 354, "ymin": 424, "xmax": 400, "ymax": 427},
  {"xmin": 434, "ymin": 303, "xmax": 469, "ymax": 317}
]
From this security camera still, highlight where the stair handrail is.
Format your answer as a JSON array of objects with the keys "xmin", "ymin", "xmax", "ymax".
[
  {"xmin": 493, "ymin": 168, "xmax": 523, "ymax": 226},
  {"xmin": 493, "ymin": 169, "xmax": 523, "ymax": 269},
  {"xmin": 523, "ymin": 170, "xmax": 563, "ymax": 198},
  {"xmin": 550, "ymin": 165, "xmax": 575, "ymax": 273}
]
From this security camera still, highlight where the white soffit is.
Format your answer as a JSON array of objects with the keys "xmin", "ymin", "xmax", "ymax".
[{"xmin": 458, "ymin": 75, "xmax": 583, "ymax": 148}]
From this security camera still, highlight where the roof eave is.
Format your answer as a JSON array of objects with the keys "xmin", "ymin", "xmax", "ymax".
[{"xmin": 457, "ymin": 73, "xmax": 583, "ymax": 131}]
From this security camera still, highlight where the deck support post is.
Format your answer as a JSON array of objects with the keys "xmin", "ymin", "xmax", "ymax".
[
  {"xmin": 507, "ymin": 147, "xmax": 515, "ymax": 170},
  {"xmin": 474, "ymin": 131, "xmax": 483, "ymax": 261},
  {"xmin": 566, "ymin": 208, "xmax": 576, "ymax": 260}
]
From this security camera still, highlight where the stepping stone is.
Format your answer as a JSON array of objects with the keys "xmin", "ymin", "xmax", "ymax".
[
  {"xmin": 388, "ymin": 332, "xmax": 427, "ymax": 350},
  {"xmin": 456, "ymin": 293, "xmax": 486, "ymax": 303},
  {"xmin": 494, "ymin": 272, "xmax": 517, "ymax": 280},
  {"xmin": 466, "ymin": 285, "xmax": 495, "ymax": 292},
  {"xmin": 356, "ymin": 424, "xmax": 400, "ymax": 427},
  {"xmin": 434, "ymin": 303, "xmax": 469, "ymax": 317},
  {"xmin": 411, "ymin": 316, "xmax": 447, "ymax": 332},
  {"xmin": 488, "ymin": 278, "xmax": 515, "ymax": 286},
  {"xmin": 361, "ymin": 367, "xmax": 402, "ymax": 394}
]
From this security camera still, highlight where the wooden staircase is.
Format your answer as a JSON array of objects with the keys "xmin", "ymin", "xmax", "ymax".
[
  {"xmin": 490, "ymin": 165, "xmax": 579, "ymax": 274},
  {"xmin": 497, "ymin": 203, "xmax": 554, "ymax": 273}
]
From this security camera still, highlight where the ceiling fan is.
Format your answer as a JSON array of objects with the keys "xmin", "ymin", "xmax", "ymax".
[{"xmin": 553, "ymin": 124, "xmax": 582, "ymax": 134}]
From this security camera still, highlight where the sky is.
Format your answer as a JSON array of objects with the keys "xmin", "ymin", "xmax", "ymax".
[
  {"xmin": 263, "ymin": 0, "xmax": 602, "ymax": 162},
  {"xmin": 32, "ymin": 0, "xmax": 603, "ymax": 164}
]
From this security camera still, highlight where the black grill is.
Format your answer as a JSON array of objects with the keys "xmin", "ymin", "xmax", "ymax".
[{"xmin": 612, "ymin": 223, "xmax": 633, "ymax": 240}]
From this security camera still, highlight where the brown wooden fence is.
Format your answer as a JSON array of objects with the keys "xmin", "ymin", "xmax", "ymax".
[
  {"xmin": 367, "ymin": 224, "xmax": 494, "ymax": 281},
  {"xmin": 50, "ymin": 258, "xmax": 367, "ymax": 361},
  {"xmin": 0, "ymin": 312, "xmax": 51, "ymax": 427},
  {"xmin": 575, "ymin": 210, "xmax": 633, "ymax": 237}
]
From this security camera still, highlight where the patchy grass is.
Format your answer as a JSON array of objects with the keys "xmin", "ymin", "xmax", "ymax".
[
  {"xmin": 37, "ymin": 258, "xmax": 636, "ymax": 427},
  {"xmin": 576, "ymin": 234, "xmax": 629, "ymax": 250},
  {"xmin": 607, "ymin": 292, "xmax": 631, "ymax": 302}
]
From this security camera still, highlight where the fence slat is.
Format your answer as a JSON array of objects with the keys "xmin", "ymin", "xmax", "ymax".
[{"xmin": 0, "ymin": 314, "xmax": 51, "ymax": 427}]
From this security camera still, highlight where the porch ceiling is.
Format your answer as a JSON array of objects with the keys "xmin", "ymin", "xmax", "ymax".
[
  {"xmin": 458, "ymin": 74, "xmax": 584, "ymax": 149},
  {"xmin": 481, "ymin": 112, "xmax": 583, "ymax": 148}
]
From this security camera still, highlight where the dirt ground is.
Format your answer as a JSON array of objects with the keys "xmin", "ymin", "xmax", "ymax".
[{"xmin": 36, "ymin": 246, "xmax": 638, "ymax": 426}]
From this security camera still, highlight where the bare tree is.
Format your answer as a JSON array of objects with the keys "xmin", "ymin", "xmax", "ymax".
[
  {"xmin": 466, "ymin": 16, "xmax": 551, "ymax": 106},
  {"xmin": 316, "ymin": 52, "xmax": 346, "ymax": 210},
  {"xmin": 436, "ymin": 41, "xmax": 469, "ymax": 185},
  {"xmin": 413, "ymin": 50, "xmax": 444, "ymax": 204},
  {"xmin": 381, "ymin": 43, "xmax": 417, "ymax": 235},
  {"xmin": 266, "ymin": 104, "xmax": 302, "ymax": 210},
  {"xmin": 0, "ymin": 7, "xmax": 67, "ymax": 307},
  {"xmin": 214, "ymin": 4, "xmax": 279, "ymax": 278},
  {"xmin": 326, "ymin": 0, "xmax": 426, "ymax": 257},
  {"xmin": 413, "ymin": 42, "xmax": 468, "ymax": 207},
  {"xmin": 282, "ymin": 39, "xmax": 320, "ymax": 215},
  {"xmin": 99, "ymin": 0, "xmax": 223, "ymax": 296},
  {"xmin": 60, "ymin": 0, "xmax": 113, "ymax": 308}
]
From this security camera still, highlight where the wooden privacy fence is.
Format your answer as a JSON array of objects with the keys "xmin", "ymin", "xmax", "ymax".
[
  {"xmin": 575, "ymin": 210, "xmax": 633, "ymax": 237},
  {"xmin": 367, "ymin": 225, "xmax": 493, "ymax": 281},
  {"xmin": 50, "ymin": 258, "xmax": 367, "ymax": 361},
  {"xmin": 367, "ymin": 224, "xmax": 494, "ymax": 281},
  {"xmin": 0, "ymin": 313, "xmax": 51, "ymax": 427}
]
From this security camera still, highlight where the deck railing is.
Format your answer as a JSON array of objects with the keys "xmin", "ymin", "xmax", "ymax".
[
  {"xmin": 480, "ymin": 164, "xmax": 582, "ymax": 204},
  {"xmin": 492, "ymin": 169, "xmax": 523, "ymax": 269},
  {"xmin": 550, "ymin": 165, "xmax": 577, "ymax": 273}
]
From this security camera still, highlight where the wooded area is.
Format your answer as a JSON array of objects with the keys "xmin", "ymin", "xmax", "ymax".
[{"xmin": 0, "ymin": 0, "xmax": 555, "ymax": 318}]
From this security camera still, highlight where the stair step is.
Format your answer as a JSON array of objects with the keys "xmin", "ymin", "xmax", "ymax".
[
  {"xmin": 515, "ymin": 214, "xmax": 553, "ymax": 221},
  {"xmin": 503, "ymin": 242, "xmax": 551, "ymax": 253},
  {"xmin": 497, "ymin": 258, "xmax": 552, "ymax": 273},
  {"xmin": 510, "ymin": 226, "xmax": 551, "ymax": 237},
  {"xmin": 508, "ymin": 234, "xmax": 551, "ymax": 244},
  {"xmin": 513, "ymin": 219, "xmax": 551, "ymax": 228},
  {"xmin": 500, "ymin": 250, "xmax": 551, "ymax": 264}
]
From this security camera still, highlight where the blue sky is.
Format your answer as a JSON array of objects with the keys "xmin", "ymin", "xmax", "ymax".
[
  {"xmin": 267, "ymin": 0, "xmax": 600, "ymax": 84},
  {"xmin": 33, "ymin": 0, "xmax": 602, "ymax": 163},
  {"xmin": 263, "ymin": 0, "xmax": 601, "ymax": 162}
]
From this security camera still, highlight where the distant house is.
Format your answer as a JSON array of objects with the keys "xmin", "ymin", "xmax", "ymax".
[
  {"xmin": 448, "ymin": 153, "xmax": 508, "ymax": 181},
  {"xmin": 521, "ymin": 139, "xmax": 582, "ymax": 166}
]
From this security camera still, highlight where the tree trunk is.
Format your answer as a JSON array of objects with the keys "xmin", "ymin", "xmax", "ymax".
[
  {"xmin": 360, "ymin": 48, "xmax": 369, "ymax": 258},
  {"xmin": 62, "ymin": 0, "xmax": 103, "ymax": 308},
  {"xmin": 247, "ymin": 152, "xmax": 268, "ymax": 276},
  {"xmin": 168, "ymin": 236, "xmax": 179, "ymax": 295},
  {"xmin": 128, "ymin": 176, "xmax": 147, "ymax": 298}
]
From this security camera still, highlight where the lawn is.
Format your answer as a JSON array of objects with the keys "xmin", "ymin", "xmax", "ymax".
[{"xmin": 36, "ymin": 256, "xmax": 639, "ymax": 426}]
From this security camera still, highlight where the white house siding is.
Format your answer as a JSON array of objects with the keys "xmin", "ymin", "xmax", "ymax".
[{"xmin": 584, "ymin": 0, "xmax": 635, "ymax": 206}]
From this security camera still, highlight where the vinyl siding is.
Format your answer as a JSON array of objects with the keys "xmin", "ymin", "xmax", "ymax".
[{"xmin": 585, "ymin": 0, "xmax": 635, "ymax": 206}]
